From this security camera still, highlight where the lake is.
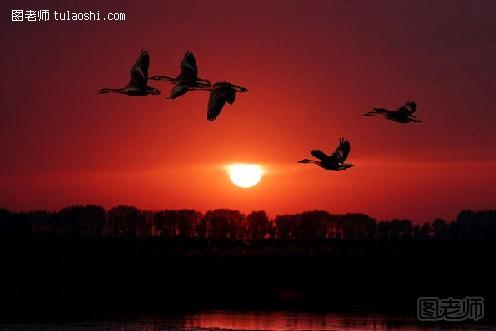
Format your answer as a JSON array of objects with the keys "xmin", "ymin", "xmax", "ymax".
[{"xmin": 0, "ymin": 311, "xmax": 492, "ymax": 330}]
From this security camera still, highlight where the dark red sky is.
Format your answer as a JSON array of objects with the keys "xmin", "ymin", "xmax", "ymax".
[{"xmin": 1, "ymin": 0, "xmax": 495, "ymax": 222}]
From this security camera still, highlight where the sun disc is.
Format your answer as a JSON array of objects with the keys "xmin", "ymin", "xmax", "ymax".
[{"xmin": 228, "ymin": 164, "xmax": 263, "ymax": 188}]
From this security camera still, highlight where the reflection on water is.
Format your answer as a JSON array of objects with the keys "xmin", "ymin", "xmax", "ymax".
[{"xmin": 0, "ymin": 311, "xmax": 492, "ymax": 331}]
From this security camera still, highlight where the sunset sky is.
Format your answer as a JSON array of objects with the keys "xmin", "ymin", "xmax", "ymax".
[{"xmin": 1, "ymin": 0, "xmax": 495, "ymax": 222}]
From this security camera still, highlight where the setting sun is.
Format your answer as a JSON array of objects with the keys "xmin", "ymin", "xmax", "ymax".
[{"xmin": 228, "ymin": 164, "xmax": 263, "ymax": 188}]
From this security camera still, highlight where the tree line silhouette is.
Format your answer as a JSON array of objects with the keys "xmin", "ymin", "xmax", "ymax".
[{"xmin": 1, "ymin": 206, "xmax": 495, "ymax": 240}]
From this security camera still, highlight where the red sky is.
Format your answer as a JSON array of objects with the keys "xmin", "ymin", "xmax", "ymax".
[{"xmin": 1, "ymin": 1, "xmax": 495, "ymax": 222}]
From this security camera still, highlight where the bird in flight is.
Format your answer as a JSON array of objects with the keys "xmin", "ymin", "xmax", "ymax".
[
  {"xmin": 150, "ymin": 50, "xmax": 211, "ymax": 99},
  {"xmin": 98, "ymin": 50, "xmax": 161, "ymax": 96},
  {"xmin": 363, "ymin": 101, "xmax": 421, "ymax": 123},
  {"xmin": 207, "ymin": 81, "xmax": 248, "ymax": 121},
  {"xmin": 298, "ymin": 138, "xmax": 354, "ymax": 171}
]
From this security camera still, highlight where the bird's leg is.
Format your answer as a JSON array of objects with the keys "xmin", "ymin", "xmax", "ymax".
[
  {"xmin": 197, "ymin": 77, "xmax": 211, "ymax": 84},
  {"xmin": 195, "ymin": 81, "xmax": 211, "ymax": 88},
  {"xmin": 189, "ymin": 86, "xmax": 211, "ymax": 91},
  {"xmin": 149, "ymin": 75, "xmax": 175, "ymax": 82}
]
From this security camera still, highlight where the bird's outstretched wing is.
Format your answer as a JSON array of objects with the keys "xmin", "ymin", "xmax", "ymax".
[
  {"xmin": 179, "ymin": 50, "xmax": 198, "ymax": 80},
  {"xmin": 311, "ymin": 150, "xmax": 329, "ymax": 161},
  {"xmin": 207, "ymin": 89, "xmax": 227, "ymax": 121},
  {"xmin": 331, "ymin": 138, "xmax": 351, "ymax": 163},
  {"xmin": 207, "ymin": 83, "xmax": 237, "ymax": 121},
  {"xmin": 169, "ymin": 83, "xmax": 189, "ymax": 100},
  {"xmin": 128, "ymin": 50, "xmax": 149, "ymax": 88}
]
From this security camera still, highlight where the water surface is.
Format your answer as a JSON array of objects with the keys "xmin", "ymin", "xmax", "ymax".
[{"xmin": 0, "ymin": 311, "xmax": 492, "ymax": 331}]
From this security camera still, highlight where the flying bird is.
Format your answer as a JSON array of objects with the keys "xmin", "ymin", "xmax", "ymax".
[
  {"xmin": 149, "ymin": 50, "xmax": 211, "ymax": 99},
  {"xmin": 207, "ymin": 81, "xmax": 248, "ymax": 121},
  {"xmin": 98, "ymin": 50, "xmax": 161, "ymax": 96},
  {"xmin": 363, "ymin": 101, "xmax": 421, "ymax": 123},
  {"xmin": 298, "ymin": 138, "xmax": 354, "ymax": 171}
]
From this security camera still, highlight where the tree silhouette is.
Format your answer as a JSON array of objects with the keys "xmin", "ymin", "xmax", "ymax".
[
  {"xmin": 29, "ymin": 210, "xmax": 54, "ymax": 235},
  {"xmin": 153, "ymin": 210, "xmax": 202, "ymax": 238},
  {"xmin": 377, "ymin": 221, "xmax": 391, "ymax": 240},
  {"xmin": 274, "ymin": 214, "xmax": 299, "ymax": 240},
  {"xmin": 299, "ymin": 210, "xmax": 331, "ymax": 240},
  {"xmin": 338, "ymin": 213, "xmax": 376, "ymax": 240},
  {"xmin": 419, "ymin": 222, "xmax": 432, "ymax": 240},
  {"xmin": 455, "ymin": 210, "xmax": 496, "ymax": 240},
  {"xmin": 0, "ymin": 209, "xmax": 18, "ymax": 237},
  {"xmin": 247, "ymin": 211, "xmax": 272, "ymax": 240},
  {"xmin": 107, "ymin": 205, "xmax": 143, "ymax": 237},
  {"xmin": 389, "ymin": 219, "xmax": 413, "ymax": 240},
  {"xmin": 201, "ymin": 209, "xmax": 245, "ymax": 239},
  {"xmin": 432, "ymin": 218, "xmax": 448, "ymax": 240},
  {"xmin": 0, "ymin": 206, "xmax": 495, "ymax": 242},
  {"xmin": 56, "ymin": 205, "xmax": 106, "ymax": 237}
]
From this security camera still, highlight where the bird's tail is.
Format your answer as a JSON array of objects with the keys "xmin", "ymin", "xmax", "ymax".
[
  {"xmin": 373, "ymin": 107, "xmax": 387, "ymax": 113},
  {"xmin": 364, "ymin": 107, "xmax": 388, "ymax": 116}
]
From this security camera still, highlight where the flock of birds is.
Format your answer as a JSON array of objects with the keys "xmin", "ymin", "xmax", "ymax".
[
  {"xmin": 99, "ymin": 50, "xmax": 421, "ymax": 172},
  {"xmin": 299, "ymin": 100, "xmax": 420, "ymax": 171},
  {"xmin": 98, "ymin": 50, "xmax": 247, "ymax": 121}
]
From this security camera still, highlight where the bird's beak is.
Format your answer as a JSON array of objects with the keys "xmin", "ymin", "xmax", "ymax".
[{"xmin": 232, "ymin": 84, "xmax": 248, "ymax": 92}]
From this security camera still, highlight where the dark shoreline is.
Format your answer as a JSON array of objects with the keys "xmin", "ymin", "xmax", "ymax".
[{"xmin": 0, "ymin": 238, "xmax": 494, "ymax": 321}]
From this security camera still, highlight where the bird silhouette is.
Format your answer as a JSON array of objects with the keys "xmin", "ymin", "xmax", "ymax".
[
  {"xmin": 363, "ymin": 101, "xmax": 420, "ymax": 123},
  {"xmin": 98, "ymin": 50, "xmax": 161, "ymax": 96},
  {"xmin": 298, "ymin": 138, "xmax": 354, "ymax": 171},
  {"xmin": 206, "ymin": 81, "xmax": 248, "ymax": 121},
  {"xmin": 149, "ymin": 50, "xmax": 211, "ymax": 99}
]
